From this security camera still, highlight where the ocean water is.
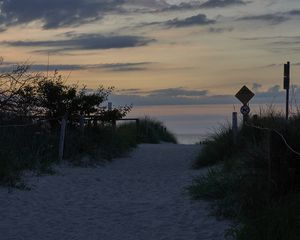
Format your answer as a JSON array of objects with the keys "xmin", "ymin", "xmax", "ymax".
[
  {"xmin": 127, "ymin": 104, "xmax": 235, "ymax": 144},
  {"xmin": 127, "ymin": 104, "xmax": 287, "ymax": 144}
]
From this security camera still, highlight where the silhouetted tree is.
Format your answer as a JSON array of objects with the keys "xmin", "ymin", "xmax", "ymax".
[{"xmin": 0, "ymin": 61, "xmax": 131, "ymax": 126}]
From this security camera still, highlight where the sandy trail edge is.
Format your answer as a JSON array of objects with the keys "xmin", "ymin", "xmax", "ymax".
[{"xmin": 0, "ymin": 143, "xmax": 229, "ymax": 240}]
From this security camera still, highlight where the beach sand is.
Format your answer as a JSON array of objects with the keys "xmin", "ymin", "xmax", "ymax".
[{"xmin": 0, "ymin": 144, "xmax": 229, "ymax": 240}]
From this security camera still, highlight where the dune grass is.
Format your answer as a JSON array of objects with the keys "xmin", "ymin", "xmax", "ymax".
[
  {"xmin": 118, "ymin": 117, "xmax": 177, "ymax": 144},
  {"xmin": 193, "ymin": 126, "xmax": 235, "ymax": 168},
  {"xmin": 0, "ymin": 117, "xmax": 176, "ymax": 187},
  {"xmin": 0, "ymin": 124, "xmax": 138, "ymax": 186},
  {"xmin": 189, "ymin": 112, "xmax": 300, "ymax": 240}
]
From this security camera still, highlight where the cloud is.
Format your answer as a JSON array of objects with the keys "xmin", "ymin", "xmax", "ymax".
[
  {"xmin": 164, "ymin": 14, "xmax": 216, "ymax": 28},
  {"xmin": 140, "ymin": 14, "xmax": 216, "ymax": 29},
  {"xmin": 140, "ymin": 0, "xmax": 249, "ymax": 12},
  {"xmin": 288, "ymin": 9, "xmax": 300, "ymax": 16},
  {"xmin": 237, "ymin": 13, "xmax": 288, "ymax": 24},
  {"xmin": 200, "ymin": 0, "xmax": 248, "ymax": 8},
  {"xmin": 110, "ymin": 85, "xmax": 297, "ymax": 106},
  {"xmin": 238, "ymin": 35, "xmax": 300, "ymax": 53},
  {"xmin": 147, "ymin": 88, "xmax": 208, "ymax": 97},
  {"xmin": 252, "ymin": 83, "xmax": 262, "ymax": 92},
  {"xmin": 239, "ymin": 36, "xmax": 300, "ymax": 41},
  {"xmin": 0, "ymin": 0, "xmax": 124, "ymax": 30},
  {"xmin": 97, "ymin": 62, "xmax": 152, "ymax": 72},
  {"xmin": 0, "ymin": 62, "xmax": 153, "ymax": 72},
  {"xmin": 207, "ymin": 26, "xmax": 234, "ymax": 33},
  {"xmin": 237, "ymin": 9, "xmax": 300, "ymax": 25},
  {"xmin": 112, "ymin": 87, "xmax": 210, "ymax": 105},
  {"xmin": 1, "ymin": 33, "xmax": 154, "ymax": 53}
]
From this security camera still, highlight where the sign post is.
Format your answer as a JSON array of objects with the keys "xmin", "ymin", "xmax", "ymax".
[
  {"xmin": 284, "ymin": 62, "xmax": 290, "ymax": 121},
  {"xmin": 235, "ymin": 85, "xmax": 255, "ymax": 124},
  {"xmin": 232, "ymin": 112, "xmax": 238, "ymax": 145}
]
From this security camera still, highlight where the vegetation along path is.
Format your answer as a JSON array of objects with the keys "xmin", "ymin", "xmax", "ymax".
[{"xmin": 0, "ymin": 144, "xmax": 228, "ymax": 240}]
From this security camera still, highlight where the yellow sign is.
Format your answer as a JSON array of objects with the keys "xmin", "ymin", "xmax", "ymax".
[{"xmin": 235, "ymin": 85, "xmax": 255, "ymax": 105}]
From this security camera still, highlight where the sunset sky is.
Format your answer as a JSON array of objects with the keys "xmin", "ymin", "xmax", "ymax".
[{"xmin": 0, "ymin": 0, "xmax": 300, "ymax": 106}]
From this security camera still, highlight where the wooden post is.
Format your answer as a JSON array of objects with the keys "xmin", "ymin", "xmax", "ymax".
[
  {"xmin": 266, "ymin": 130, "xmax": 272, "ymax": 196},
  {"xmin": 112, "ymin": 120, "xmax": 116, "ymax": 130},
  {"xmin": 93, "ymin": 117, "xmax": 97, "ymax": 127},
  {"xmin": 136, "ymin": 119, "xmax": 140, "ymax": 140},
  {"xmin": 58, "ymin": 115, "xmax": 67, "ymax": 161},
  {"xmin": 79, "ymin": 114, "xmax": 84, "ymax": 133},
  {"xmin": 232, "ymin": 112, "xmax": 238, "ymax": 145},
  {"xmin": 145, "ymin": 120, "xmax": 148, "ymax": 137},
  {"xmin": 284, "ymin": 62, "xmax": 290, "ymax": 121},
  {"xmin": 108, "ymin": 102, "xmax": 112, "ymax": 111}
]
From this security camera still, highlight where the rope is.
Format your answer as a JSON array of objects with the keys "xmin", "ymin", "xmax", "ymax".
[{"xmin": 245, "ymin": 122, "xmax": 300, "ymax": 157}]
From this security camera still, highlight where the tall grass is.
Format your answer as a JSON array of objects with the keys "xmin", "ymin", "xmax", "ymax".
[
  {"xmin": 193, "ymin": 126, "xmax": 235, "ymax": 168},
  {"xmin": 0, "ymin": 117, "xmax": 176, "ymax": 186},
  {"xmin": 64, "ymin": 125, "xmax": 138, "ymax": 165},
  {"xmin": 118, "ymin": 117, "xmax": 177, "ymax": 144},
  {"xmin": 0, "ymin": 124, "xmax": 57, "ymax": 186},
  {"xmin": 189, "ymin": 112, "xmax": 300, "ymax": 240}
]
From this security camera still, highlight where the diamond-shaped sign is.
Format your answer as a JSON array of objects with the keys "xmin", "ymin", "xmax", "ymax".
[{"xmin": 235, "ymin": 85, "xmax": 255, "ymax": 105}]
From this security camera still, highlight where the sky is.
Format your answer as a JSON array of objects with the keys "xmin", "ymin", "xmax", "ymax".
[{"xmin": 0, "ymin": 0, "xmax": 300, "ymax": 106}]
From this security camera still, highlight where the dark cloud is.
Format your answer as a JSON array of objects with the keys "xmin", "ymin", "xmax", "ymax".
[
  {"xmin": 164, "ymin": 14, "xmax": 216, "ymax": 28},
  {"xmin": 0, "ymin": 0, "xmax": 124, "ymax": 30},
  {"xmin": 1, "ymin": 33, "xmax": 154, "ymax": 53},
  {"xmin": 135, "ymin": 0, "xmax": 249, "ymax": 13},
  {"xmin": 200, "ymin": 0, "xmax": 248, "ymax": 8},
  {"xmin": 237, "ymin": 9, "xmax": 300, "ymax": 25},
  {"xmin": 110, "ymin": 84, "xmax": 297, "ymax": 106},
  {"xmin": 288, "ymin": 9, "xmax": 300, "ymax": 16},
  {"xmin": 238, "ymin": 35, "xmax": 300, "ymax": 53},
  {"xmin": 239, "ymin": 36, "xmax": 300, "ymax": 41},
  {"xmin": 238, "ymin": 13, "xmax": 288, "ymax": 25},
  {"xmin": 118, "ymin": 87, "xmax": 208, "ymax": 97},
  {"xmin": 0, "ymin": 62, "xmax": 152, "ymax": 72},
  {"xmin": 147, "ymin": 88, "xmax": 208, "ymax": 97},
  {"xmin": 207, "ymin": 26, "xmax": 234, "ymax": 33},
  {"xmin": 112, "ymin": 87, "xmax": 225, "ymax": 106},
  {"xmin": 141, "ymin": 14, "xmax": 216, "ymax": 29},
  {"xmin": 98, "ymin": 62, "xmax": 152, "ymax": 72}
]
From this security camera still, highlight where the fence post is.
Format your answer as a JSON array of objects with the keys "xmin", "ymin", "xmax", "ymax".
[
  {"xmin": 232, "ymin": 112, "xmax": 238, "ymax": 145},
  {"xmin": 79, "ymin": 114, "xmax": 84, "ymax": 133},
  {"xmin": 136, "ymin": 119, "xmax": 140, "ymax": 139},
  {"xmin": 93, "ymin": 117, "xmax": 98, "ymax": 127},
  {"xmin": 266, "ymin": 130, "xmax": 272, "ymax": 197},
  {"xmin": 58, "ymin": 115, "xmax": 67, "ymax": 161}
]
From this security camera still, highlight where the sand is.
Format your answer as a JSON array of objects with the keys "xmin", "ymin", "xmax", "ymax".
[{"xmin": 0, "ymin": 143, "xmax": 229, "ymax": 240}]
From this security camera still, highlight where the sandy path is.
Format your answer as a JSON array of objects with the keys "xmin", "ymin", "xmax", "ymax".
[{"xmin": 0, "ymin": 144, "xmax": 228, "ymax": 240}]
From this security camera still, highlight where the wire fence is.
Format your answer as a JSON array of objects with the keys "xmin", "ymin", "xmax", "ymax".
[
  {"xmin": 243, "ymin": 122, "xmax": 300, "ymax": 195},
  {"xmin": 245, "ymin": 122, "xmax": 300, "ymax": 157}
]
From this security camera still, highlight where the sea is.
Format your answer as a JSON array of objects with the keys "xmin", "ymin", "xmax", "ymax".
[{"xmin": 127, "ymin": 104, "xmax": 288, "ymax": 144}]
